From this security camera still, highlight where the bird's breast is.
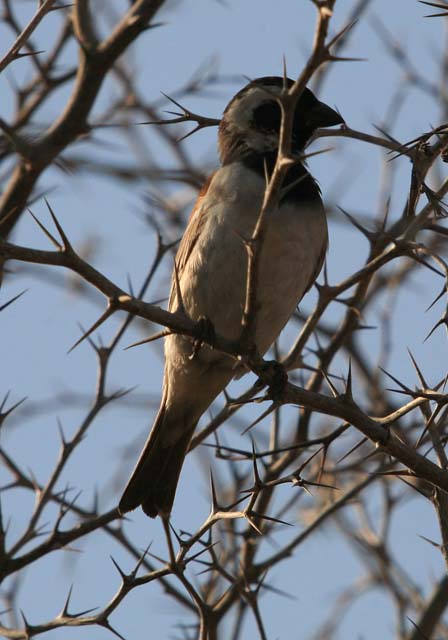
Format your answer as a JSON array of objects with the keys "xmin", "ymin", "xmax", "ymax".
[{"xmin": 178, "ymin": 162, "xmax": 328, "ymax": 354}]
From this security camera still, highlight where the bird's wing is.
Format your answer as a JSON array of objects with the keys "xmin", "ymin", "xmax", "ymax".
[
  {"xmin": 303, "ymin": 235, "xmax": 328, "ymax": 295},
  {"xmin": 168, "ymin": 172, "xmax": 216, "ymax": 313}
]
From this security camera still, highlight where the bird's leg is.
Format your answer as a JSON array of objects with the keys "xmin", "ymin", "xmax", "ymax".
[
  {"xmin": 259, "ymin": 360, "xmax": 288, "ymax": 399},
  {"xmin": 189, "ymin": 315, "xmax": 216, "ymax": 359}
]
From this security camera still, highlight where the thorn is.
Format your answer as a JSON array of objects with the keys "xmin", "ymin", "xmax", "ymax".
[
  {"xmin": 130, "ymin": 542, "xmax": 152, "ymax": 579},
  {"xmin": 60, "ymin": 585, "xmax": 75, "ymax": 617},
  {"xmin": 172, "ymin": 259, "xmax": 185, "ymax": 314},
  {"xmin": 327, "ymin": 19, "xmax": 358, "ymax": 49},
  {"xmin": 244, "ymin": 514, "xmax": 263, "ymax": 536},
  {"xmin": 317, "ymin": 444, "xmax": 328, "ymax": 484},
  {"xmin": 137, "ymin": 92, "xmax": 220, "ymax": 132},
  {"xmin": 56, "ymin": 417, "xmax": 67, "ymax": 447},
  {"xmin": 240, "ymin": 402, "xmax": 278, "ymax": 435},
  {"xmin": 110, "ymin": 555, "xmax": 128, "ymax": 581},
  {"xmin": 142, "ymin": 21, "xmax": 166, "ymax": 31},
  {"xmin": 407, "ymin": 349, "xmax": 428, "ymax": 388},
  {"xmin": 344, "ymin": 358, "xmax": 353, "ymax": 400},
  {"xmin": 249, "ymin": 510, "xmax": 292, "ymax": 527},
  {"xmin": 258, "ymin": 580, "xmax": 297, "ymax": 601},
  {"xmin": 298, "ymin": 483, "xmax": 313, "ymax": 496},
  {"xmin": 411, "ymin": 254, "xmax": 444, "ymax": 278},
  {"xmin": 379, "ymin": 366, "xmax": 413, "ymax": 394},
  {"xmin": 250, "ymin": 439, "xmax": 262, "ymax": 488},
  {"xmin": 45, "ymin": 199, "xmax": 73, "ymax": 252},
  {"xmin": 298, "ymin": 447, "xmax": 324, "ymax": 477},
  {"xmin": 355, "ymin": 323, "xmax": 377, "ymax": 331},
  {"xmin": 406, "ymin": 616, "xmax": 431, "ymax": 640},
  {"xmin": 425, "ymin": 285, "xmax": 446, "ymax": 312},
  {"xmin": 50, "ymin": 2, "xmax": 74, "ymax": 11},
  {"xmin": 384, "ymin": 387, "xmax": 413, "ymax": 397},
  {"xmin": 280, "ymin": 172, "xmax": 311, "ymax": 200},
  {"xmin": 229, "ymin": 395, "xmax": 266, "ymax": 408},
  {"xmin": 263, "ymin": 156, "xmax": 270, "ymax": 188},
  {"xmin": 337, "ymin": 206, "xmax": 374, "ymax": 240},
  {"xmin": 419, "ymin": 0, "xmax": 448, "ymax": 17},
  {"xmin": 334, "ymin": 295, "xmax": 360, "ymax": 311},
  {"xmin": 160, "ymin": 91, "xmax": 188, "ymax": 114},
  {"xmin": 194, "ymin": 562, "xmax": 215, "ymax": 576},
  {"xmin": 322, "ymin": 259, "xmax": 329, "ymax": 286},
  {"xmin": 28, "ymin": 209, "xmax": 61, "ymax": 249},
  {"xmin": 336, "ymin": 437, "xmax": 368, "ymax": 464},
  {"xmin": 0, "ymin": 393, "xmax": 27, "ymax": 427},
  {"xmin": 443, "ymin": 372, "xmax": 448, "ymax": 392},
  {"xmin": 67, "ymin": 304, "xmax": 116, "ymax": 353},
  {"xmin": 91, "ymin": 486, "xmax": 99, "ymax": 515},
  {"xmin": 373, "ymin": 468, "xmax": 413, "ymax": 478},
  {"xmin": 176, "ymin": 124, "xmax": 204, "ymax": 143},
  {"xmin": 20, "ymin": 609, "xmax": 34, "ymax": 633},
  {"xmin": 396, "ymin": 476, "xmax": 431, "ymax": 499},
  {"xmin": 417, "ymin": 533, "xmax": 442, "ymax": 549},
  {"xmin": 424, "ymin": 313, "xmax": 448, "ymax": 342},
  {"xmin": 2, "ymin": 390, "xmax": 11, "ymax": 413},
  {"xmin": 168, "ymin": 520, "xmax": 183, "ymax": 547},
  {"xmin": 69, "ymin": 604, "xmax": 98, "ymax": 619},
  {"xmin": 373, "ymin": 123, "xmax": 401, "ymax": 146},
  {"xmin": 299, "ymin": 478, "xmax": 339, "ymax": 491},
  {"xmin": 231, "ymin": 226, "xmax": 253, "ymax": 250},
  {"xmin": 57, "ymin": 585, "xmax": 93, "ymax": 618},
  {"xmin": 328, "ymin": 54, "xmax": 367, "ymax": 63},
  {"xmin": 108, "ymin": 385, "xmax": 138, "ymax": 401},
  {"xmin": 124, "ymin": 329, "xmax": 173, "ymax": 350},
  {"xmin": 0, "ymin": 289, "xmax": 28, "ymax": 312},
  {"xmin": 209, "ymin": 470, "xmax": 220, "ymax": 513},
  {"xmin": 125, "ymin": 273, "xmax": 134, "ymax": 297},
  {"xmin": 0, "ymin": 117, "xmax": 33, "ymax": 159},
  {"xmin": 416, "ymin": 404, "xmax": 443, "ymax": 448},
  {"xmin": 282, "ymin": 55, "xmax": 288, "ymax": 90},
  {"xmin": 0, "ymin": 494, "xmax": 6, "ymax": 547},
  {"xmin": 76, "ymin": 322, "xmax": 102, "ymax": 355},
  {"xmin": 14, "ymin": 49, "xmax": 45, "ymax": 60},
  {"xmin": 98, "ymin": 618, "xmax": 127, "ymax": 640},
  {"xmin": 302, "ymin": 147, "xmax": 335, "ymax": 162},
  {"xmin": 320, "ymin": 368, "xmax": 339, "ymax": 398},
  {"xmin": 53, "ymin": 488, "xmax": 82, "ymax": 531}
]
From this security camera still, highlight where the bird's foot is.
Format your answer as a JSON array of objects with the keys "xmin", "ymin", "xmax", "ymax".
[
  {"xmin": 189, "ymin": 315, "xmax": 215, "ymax": 359},
  {"xmin": 259, "ymin": 360, "xmax": 288, "ymax": 400}
]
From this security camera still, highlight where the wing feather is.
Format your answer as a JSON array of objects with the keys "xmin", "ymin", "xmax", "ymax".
[
  {"xmin": 168, "ymin": 173, "xmax": 215, "ymax": 312},
  {"xmin": 303, "ymin": 237, "xmax": 328, "ymax": 296}
]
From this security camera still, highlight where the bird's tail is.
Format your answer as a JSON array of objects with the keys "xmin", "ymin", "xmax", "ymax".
[{"xmin": 118, "ymin": 403, "xmax": 197, "ymax": 518}]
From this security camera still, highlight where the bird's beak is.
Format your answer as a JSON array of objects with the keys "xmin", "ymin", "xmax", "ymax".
[{"xmin": 308, "ymin": 100, "xmax": 344, "ymax": 128}]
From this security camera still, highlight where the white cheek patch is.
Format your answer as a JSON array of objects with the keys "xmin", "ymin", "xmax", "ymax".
[
  {"xmin": 224, "ymin": 85, "xmax": 282, "ymax": 152},
  {"xmin": 247, "ymin": 130, "xmax": 279, "ymax": 153}
]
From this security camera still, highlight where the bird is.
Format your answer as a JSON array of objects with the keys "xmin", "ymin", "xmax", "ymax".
[{"xmin": 119, "ymin": 76, "xmax": 344, "ymax": 518}]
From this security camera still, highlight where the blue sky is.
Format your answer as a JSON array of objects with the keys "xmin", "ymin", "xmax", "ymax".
[{"xmin": 1, "ymin": 1, "xmax": 447, "ymax": 638}]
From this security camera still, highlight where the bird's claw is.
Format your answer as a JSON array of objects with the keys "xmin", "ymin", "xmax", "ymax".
[
  {"xmin": 189, "ymin": 315, "xmax": 216, "ymax": 359},
  {"xmin": 259, "ymin": 360, "xmax": 288, "ymax": 399}
]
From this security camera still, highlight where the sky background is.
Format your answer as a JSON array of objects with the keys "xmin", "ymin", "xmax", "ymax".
[{"xmin": 1, "ymin": 0, "xmax": 447, "ymax": 638}]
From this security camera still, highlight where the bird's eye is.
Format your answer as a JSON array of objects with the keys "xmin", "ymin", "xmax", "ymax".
[{"xmin": 252, "ymin": 101, "xmax": 281, "ymax": 133}]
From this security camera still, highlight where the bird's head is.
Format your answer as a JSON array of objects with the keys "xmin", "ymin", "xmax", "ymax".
[{"xmin": 218, "ymin": 76, "xmax": 344, "ymax": 164}]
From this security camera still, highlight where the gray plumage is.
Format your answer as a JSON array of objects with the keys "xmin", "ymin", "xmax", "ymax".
[{"xmin": 119, "ymin": 77, "xmax": 342, "ymax": 518}]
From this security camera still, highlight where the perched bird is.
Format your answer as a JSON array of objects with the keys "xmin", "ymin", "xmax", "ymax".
[{"xmin": 119, "ymin": 76, "xmax": 343, "ymax": 518}]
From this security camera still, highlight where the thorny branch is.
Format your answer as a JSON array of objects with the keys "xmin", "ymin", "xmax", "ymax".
[{"xmin": 1, "ymin": 1, "xmax": 448, "ymax": 639}]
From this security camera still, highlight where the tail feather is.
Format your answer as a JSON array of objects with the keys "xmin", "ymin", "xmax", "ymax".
[
  {"xmin": 119, "ymin": 358, "xmax": 235, "ymax": 519},
  {"xmin": 118, "ymin": 404, "xmax": 197, "ymax": 518}
]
